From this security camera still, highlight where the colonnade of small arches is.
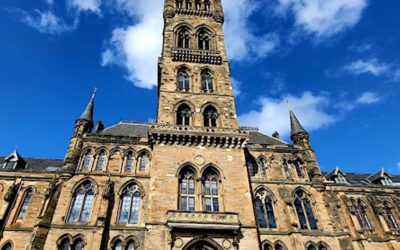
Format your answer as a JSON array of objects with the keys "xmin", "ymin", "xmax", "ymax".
[
  {"xmin": 247, "ymin": 154, "xmax": 308, "ymax": 180},
  {"xmin": 78, "ymin": 148, "xmax": 151, "ymax": 174},
  {"xmin": 176, "ymin": 0, "xmax": 212, "ymax": 12}
]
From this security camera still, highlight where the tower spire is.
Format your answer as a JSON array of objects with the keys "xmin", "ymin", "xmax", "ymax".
[
  {"xmin": 79, "ymin": 88, "xmax": 97, "ymax": 123},
  {"xmin": 288, "ymin": 103, "xmax": 308, "ymax": 138}
]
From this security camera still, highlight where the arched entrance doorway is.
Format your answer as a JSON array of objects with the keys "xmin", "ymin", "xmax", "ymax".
[{"xmin": 182, "ymin": 238, "xmax": 224, "ymax": 250}]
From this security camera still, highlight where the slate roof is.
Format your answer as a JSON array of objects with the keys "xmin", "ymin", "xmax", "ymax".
[
  {"xmin": 248, "ymin": 131, "xmax": 288, "ymax": 145},
  {"xmin": 0, "ymin": 157, "xmax": 63, "ymax": 172},
  {"xmin": 100, "ymin": 122, "xmax": 150, "ymax": 138},
  {"xmin": 289, "ymin": 109, "xmax": 308, "ymax": 137},
  {"xmin": 323, "ymin": 171, "xmax": 400, "ymax": 185}
]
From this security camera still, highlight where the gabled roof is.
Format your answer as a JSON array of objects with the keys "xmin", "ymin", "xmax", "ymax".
[
  {"xmin": 248, "ymin": 131, "xmax": 288, "ymax": 145},
  {"xmin": 325, "ymin": 166, "xmax": 346, "ymax": 180},
  {"xmin": 367, "ymin": 169, "xmax": 392, "ymax": 183},
  {"xmin": 3, "ymin": 150, "xmax": 26, "ymax": 169}
]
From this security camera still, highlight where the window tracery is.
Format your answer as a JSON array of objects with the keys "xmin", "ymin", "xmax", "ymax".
[
  {"xmin": 67, "ymin": 180, "xmax": 95, "ymax": 223},
  {"xmin": 177, "ymin": 67, "xmax": 190, "ymax": 91},
  {"xmin": 179, "ymin": 167, "xmax": 196, "ymax": 211},
  {"xmin": 81, "ymin": 150, "xmax": 92, "ymax": 170},
  {"xmin": 203, "ymin": 105, "xmax": 218, "ymax": 127},
  {"xmin": 176, "ymin": 104, "xmax": 192, "ymax": 126},
  {"xmin": 177, "ymin": 27, "xmax": 190, "ymax": 48},
  {"xmin": 255, "ymin": 189, "xmax": 276, "ymax": 229},
  {"xmin": 258, "ymin": 158, "xmax": 267, "ymax": 177},
  {"xmin": 125, "ymin": 152, "xmax": 134, "ymax": 173},
  {"xmin": 138, "ymin": 152, "xmax": 149, "ymax": 172},
  {"xmin": 118, "ymin": 183, "xmax": 141, "ymax": 224},
  {"xmin": 201, "ymin": 69, "xmax": 213, "ymax": 92},
  {"xmin": 203, "ymin": 168, "xmax": 219, "ymax": 212},
  {"xmin": 352, "ymin": 199, "xmax": 372, "ymax": 230},
  {"xmin": 383, "ymin": 202, "xmax": 399, "ymax": 230},
  {"xmin": 198, "ymin": 29, "xmax": 211, "ymax": 50},
  {"xmin": 95, "ymin": 150, "xmax": 106, "ymax": 171},
  {"xmin": 294, "ymin": 190, "xmax": 317, "ymax": 230}
]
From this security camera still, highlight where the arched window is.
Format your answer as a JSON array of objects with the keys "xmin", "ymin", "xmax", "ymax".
[
  {"xmin": 383, "ymin": 202, "xmax": 399, "ymax": 230},
  {"xmin": 203, "ymin": 106, "xmax": 218, "ymax": 127},
  {"xmin": 179, "ymin": 167, "xmax": 196, "ymax": 211},
  {"xmin": 294, "ymin": 190, "xmax": 317, "ymax": 230},
  {"xmin": 204, "ymin": 0, "xmax": 211, "ymax": 11},
  {"xmin": 306, "ymin": 243, "xmax": 317, "ymax": 250},
  {"xmin": 118, "ymin": 183, "xmax": 141, "ymax": 224},
  {"xmin": 72, "ymin": 239, "xmax": 84, "ymax": 250},
  {"xmin": 258, "ymin": 158, "xmax": 267, "ymax": 176},
  {"xmin": 293, "ymin": 160, "xmax": 303, "ymax": 178},
  {"xmin": 201, "ymin": 69, "xmax": 213, "ymax": 92},
  {"xmin": 352, "ymin": 199, "xmax": 372, "ymax": 229},
  {"xmin": 82, "ymin": 150, "xmax": 92, "ymax": 170},
  {"xmin": 1, "ymin": 242, "xmax": 12, "ymax": 250},
  {"xmin": 58, "ymin": 238, "xmax": 70, "ymax": 250},
  {"xmin": 247, "ymin": 158, "xmax": 257, "ymax": 177},
  {"xmin": 113, "ymin": 239, "xmax": 123, "ymax": 250},
  {"xmin": 177, "ymin": 27, "xmax": 190, "ymax": 48},
  {"xmin": 176, "ymin": 104, "xmax": 191, "ymax": 126},
  {"xmin": 177, "ymin": 67, "xmax": 190, "ymax": 91},
  {"xmin": 282, "ymin": 159, "xmax": 291, "ymax": 178},
  {"xmin": 95, "ymin": 150, "xmax": 106, "ymax": 170},
  {"xmin": 16, "ymin": 188, "xmax": 33, "ymax": 220},
  {"xmin": 186, "ymin": 0, "xmax": 192, "ymax": 9},
  {"xmin": 67, "ymin": 180, "xmax": 95, "ymax": 223},
  {"xmin": 198, "ymin": 29, "xmax": 210, "ymax": 50},
  {"xmin": 203, "ymin": 168, "xmax": 219, "ymax": 212},
  {"xmin": 263, "ymin": 242, "xmax": 273, "ymax": 250},
  {"xmin": 125, "ymin": 152, "xmax": 134, "ymax": 173},
  {"xmin": 318, "ymin": 242, "xmax": 329, "ymax": 250},
  {"xmin": 275, "ymin": 242, "xmax": 285, "ymax": 250},
  {"xmin": 255, "ymin": 189, "xmax": 276, "ymax": 229},
  {"xmin": 195, "ymin": 0, "xmax": 201, "ymax": 10},
  {"xmin": 138, "ymin": 152, "xmax": 149, "ymax": 172},
  {"xmin": 126, "ymin": 240, "xmax": 135, "ymax": 250}
]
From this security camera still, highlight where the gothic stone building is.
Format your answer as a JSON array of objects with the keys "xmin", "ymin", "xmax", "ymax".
[{"xmin": 0, "ymin": 0, "xmax": 400, "ymax": 250}]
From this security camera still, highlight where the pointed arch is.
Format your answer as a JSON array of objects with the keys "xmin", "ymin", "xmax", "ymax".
[
  {"xmin": 197, "ymin": 27, "xmax": 212, "ymax": 50},
  {"xmin": 177, "ymin": 66, "xmax": 191, "ymax": 91},
  {"xmin": 351, "ymin": 198, "xmax": 373, "ymax": 229},
  {"xmin": 201, "ymin": 68, "xmax": 214, "ymax": 92},
  {"xmin": 80, "ymin": 147, "xmax": 93, "ymax": 170},
  {"xmin": 203, "ymin": 105, "xmax": 218, "ymax": 127},
  {"xmin": 123, "ymin": 150, "xmax": 136, "ymax": 173},
  {"xmin": 57, "ymin": 234, "xmax": 73, "ymax": 250},
  {"xmin": 274, "ymin": 241, "xmax": 287, "ymax": 250},
  {"xmin": 137, "ymin": 150, "xmax": 151, "ymax": 172},
  {"xmin": 382, "ymin": 201, "xmax": 399, "ymax": 230},
  {"xmin": 317, "ymin": 242, "xmax": 330, "ymax": 250},
  {"xmin": 15, "ymin": 186, "xmax": 34, "ymax": 221},
  {"xmin": 262, "ymin": 240, "xmax": 273, "ymax": 250},
  {"xmin": 0, "ymin": 241, "xmax": 13, "ymax": 250},
  {"xmin": 254, "ymin": 187, "xmax": 277, "ymax": 229},
  {"xmin": 257, "ymin": 156, "xmax": 267, "ymax": 177},
  {"xmin": 178, "ymin": 164, "xmax": 198, "ymax": 211},
  {"xmin": 117, "ymin": 181, "xmax": 143, "ymax": 224},
  {"xmin": 176, "ymin": 103, "xmax": 192, "ymax": 126},
  {"xmin": 293, "ymin": 188, "xmax": 317, "ymax": 230},
  {"xmin": 94, "ymin": 148, "xmax": 108, "ymax": 171},
  {"xmin": 245, "ymin": 153, "xmax": 258, "ymax": 177},
  {"xmin": 202, "ymin": 165, "xmax": 221, "ymax": 212},
  {"xmin": 67, "ymin": 179, "xmax": 96, "ymax": 223},
  {"xmin": 281, "ymin": 158, "xmax": 291, "ymax": 178},
  {"xmin": 182, "ymin": 237, "xmax": 224, "ymax": 250},
  {"xmin": 176, "ymin": 25, "xmax": 192, "ymax": 48},
  {"xmin": 305, "ymin": 242, "xmax": 318, "ymax": 250}
]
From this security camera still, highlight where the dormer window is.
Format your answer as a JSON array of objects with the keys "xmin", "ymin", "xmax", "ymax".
[
  {"xmin": 381, "ymin": 177, "xmax": 393, "ymax": 186},
  {"xmin": 3, "ymin": 161, "xmax": 16, "ymax": 169},
  {"xmin": 335, "ymin": 173, "xmax": 347, "ymax": 184}
]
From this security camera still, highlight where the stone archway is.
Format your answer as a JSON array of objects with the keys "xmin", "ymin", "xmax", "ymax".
[{"xmin": 182, "ymin": 238, "xmax": 224, "ymax": 250}]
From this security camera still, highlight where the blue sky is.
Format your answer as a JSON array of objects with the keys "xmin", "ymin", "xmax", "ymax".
[{"xmin": 0, "ymin": 0, "xmax": 399, "ymax": 174}]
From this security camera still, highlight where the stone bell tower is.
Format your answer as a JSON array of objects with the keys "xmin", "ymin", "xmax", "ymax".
[{"xmin": 157, "ymin": 0, "xmax": 238, "ymax": 129}]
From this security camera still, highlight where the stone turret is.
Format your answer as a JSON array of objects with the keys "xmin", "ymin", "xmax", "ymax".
[{"xmin": 61, "ymin": 89, "xmax": 96, "ymax": 179}]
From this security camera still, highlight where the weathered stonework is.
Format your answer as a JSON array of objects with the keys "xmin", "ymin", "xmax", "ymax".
[{"xmin": 0, "ymin": 0, "xmax": 399, "ymax": 249}]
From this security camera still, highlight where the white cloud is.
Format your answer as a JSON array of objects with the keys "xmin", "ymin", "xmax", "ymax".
[
  {"xmin": 222, "ymin": 0, "xmax": 279, "ymax": 61},
  {"xmin": 276, "ymin": 0, "xmax": 368, "ymax": 38},
  {"xmin": 344, "ymin": 58, "xmax": 389, "ymax": 76},
  {"xmin": 67, "ymin": 0, "xmax": 101, "ymax": 14},
  {"xmin": 102, "ymin": 0, "xmax": 163, "ymax": 89},
  {"xmin": 356, "ymin": 91, "xmax": 380, "ymax": 104},
  {"xmin": 231, "ymin": 78, "xmax": 242, "ymax": 96},
  {"xmin": 18, "ymin": 9, "xmax": 76, "ymax": 35},
  {"xmin": 239, "ymin": 92, "xmax": 337, "ymax": 138}
]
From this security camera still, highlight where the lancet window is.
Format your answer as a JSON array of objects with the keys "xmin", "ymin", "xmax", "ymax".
[
  {"xmin": 81, "ymin": 150, "xmax": 92, "ymax": 170},
  {"xmin": 1, "ymin": 242, "xmax": 12, "ymax": 250},
  {"xmin": 203, "ymin": 168, "xmax": 219, "ymax": 212},
  {"xmin": 95, "ymin": 150, "xmax": 106, "ymax": 170},
  {"xmin": 294, "ymin": 190, "xmax": 317, "ymax": 230},
  {"xmin": 125, "ymin": 152, "xmax": 134, "ymax": 173},
  {"xmin": 179, "ymin": 167, "xmax": 196, "ymax": 211},
  {"xmin": 67, "ymin": 180, "xmax": 95, "ymax": 223},
  {"xmin": 258, "ymin": 158, "xmax": 267, "ymax": 177},
  {"xmin": 177, "ymin": 67, "xmax": 190, "ymax": 91},
  {"xmin": 352, "ymin": 199, "xmax": 372, "ymax": 229},
  {"xmin": 201, "ymin": 69, "xmax": 213, "ymax": 92},
  {"xmin": 118, "ymin": 183, "xmax": 141, "ymax": 224},
  {"xmin": 16, "ymin": 188, "xmax": 33, "ymax": 220},
  {"xmin": 198, "ymin": 29, "xmax": 211, "ymax": 50},
  {"xmin": 382, "ymin": 202, "xmax": 399, "ymax": 230},
  {"xmin": 203, "ymin": 105, "xmax": 218, "ymax": 127},
  {"xmin": 255, "ymin": 189, "xmax": 276, "ymax": 229},
  {"xmin": 282, "ymin": 159, "xmax": 291, "ymax": 178},
  {"xmin": 293, "ymin": 160, "xmax": 303, "ymax": 178},
  {"xmin": 177, "ymin": 27, "xmax": 190, "ymax": 48},
  {"xmin": 176, "ymin": 104, "xmax": 191, "ymax": 126},
  {"xmin": 138, "ymin": 152, "xmax": 149, "ymax": 172}
]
